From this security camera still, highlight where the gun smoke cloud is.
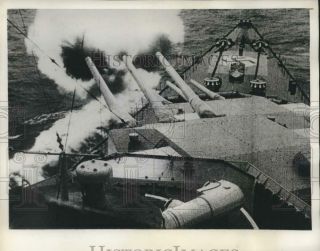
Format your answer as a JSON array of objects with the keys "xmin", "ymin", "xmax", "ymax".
[
  {"xmin": 10, "ymin": 9, "xmax": 184, "ymax": 184},
  {"xmin": 25, "ymin": 9, "xmax": 184, "ymax": 94}
]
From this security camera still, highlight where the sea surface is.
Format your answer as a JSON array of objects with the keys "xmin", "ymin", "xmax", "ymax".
[{"xmin": 8, "ymin": 9, "xmax": 310, "ymax": 156}]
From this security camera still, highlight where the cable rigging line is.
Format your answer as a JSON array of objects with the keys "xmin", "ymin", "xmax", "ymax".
[
  {"xmin": 8, "ymin": 17, "xmax": 115, "ymax": 113},
  {"xmin": 8, "ymin": 16, "xmax": 112, "ymax": 162},
  {"xmin": 64, "ymin": 88, "xmax": 76, "ymax": 150},
  {"xmin": 9, "ymin": 15, "xmax": 171, "ymax": 159},
  {"xmin": 10, "ymin": 15, "xmax": 54, "ymax": 114},
  {"xmin": 7, "ymin": 18, "xmax": 62, "ymax": 68},
  {"xmin": 250, "ymin": 23, "xmax": 309, "ymax": 104},
  {"xmin": 9, "ymin": 16, "xmax": 172, "ymax": 143},
  {"xmin": 159, "ymin": 23, "xmax": 239, "ymax": 95},
  {"xmin": 18, "ymin": 10, "xmax": 27, "ymax": 33},
  {"xmin": 18, "ymin": 16, "xmax": 54, "ymax": 121}
]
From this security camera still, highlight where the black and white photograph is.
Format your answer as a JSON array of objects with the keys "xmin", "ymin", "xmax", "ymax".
[{"xmin": 4, "ymin": 6, "xmax": 317, "ymax": 232}]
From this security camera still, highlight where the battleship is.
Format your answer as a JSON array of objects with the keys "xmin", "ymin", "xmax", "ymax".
[{"xmin": 9, "ymin": 19, "xmax": 311, "ymax": 229}]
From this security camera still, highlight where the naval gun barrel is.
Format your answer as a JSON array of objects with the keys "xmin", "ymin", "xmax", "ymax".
[
  {"xmin": 156, "ymin": 52, "xmax": 219, "ymax": 118},
  {"xmin": 85, "ymin": 57, "xmax": 136, "ymax": 127},
  {"xmin": 166, "ymin": 81, "xmax": 187, "ymax": 101},
  {"xmin": 123, "ymin": 55, "xmax": 167, "ymax": 107},
  {"xmin": 123, "ymin": 55, "xmax": 175, "ymax": 122},
  {"xmin": 189, "ymin": 79, "xmax": 225, "ymax": 100}
]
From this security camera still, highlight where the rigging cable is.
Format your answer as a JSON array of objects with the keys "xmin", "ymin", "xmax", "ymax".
[
  {"xmin": 159, "ymin": 23, "xmax": 239, "ymax": 95},
  {"xmin": 64, "ymin": 88, "xmax": 77, "ymax": 150},
  {"xmin": 8, "ymin": 16, "xmax": 112, "ymax": 166},
  {"xmin": 250, "ymin": 23, "xmax": 309, "ymax": 104},
  {"xmin": 7, "ymin": 18, "xmax": 62, "ymax": 68},
  {"xmin": 9, "ymin": 15, "xmax": 54, "ymax": 114},
  {"xmin": 13, "ymin": 19, "xmax": 121, "ymax": 148},
  {"xmin": 8, "ymin": 17, "xmax": 114, "ymax": 112},
  {"xmin": 9, "ymin": 15, "xmax": 172, "ymax": 161},
  {"xmin": 18, "ymin": 10, "xmax": 27, "ymax": 32}
]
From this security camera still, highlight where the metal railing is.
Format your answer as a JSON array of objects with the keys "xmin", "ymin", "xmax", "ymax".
[{"xmin": 229, "ymin": 160, "xmax": 311, "ymax": 219}]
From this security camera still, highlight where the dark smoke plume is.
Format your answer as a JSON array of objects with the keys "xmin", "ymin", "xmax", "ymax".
[
  {"xmin": 61, "ymin": 37, "xmax": 126, "ymax": 93},
  {"xmin": 133, "ymin": 34, "xmax": 173, "ymax": 72}
]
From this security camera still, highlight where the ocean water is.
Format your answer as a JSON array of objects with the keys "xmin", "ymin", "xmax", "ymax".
[
  {"xmin": 180, "ymin": 9, "xmax": 309, "ymax": 80},
  {"xmin": 8, "ymin": 9, "xmax": 310, "ymax": 158}
]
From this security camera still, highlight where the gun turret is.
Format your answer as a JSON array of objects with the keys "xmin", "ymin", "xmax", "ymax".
[
  {"xmin": 156, "ymin": 52, "xmax": 220, "ymax": 118},
  {"xmin": 85, "ymin": 57, "xmax": 136, "ymax": 127}
]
